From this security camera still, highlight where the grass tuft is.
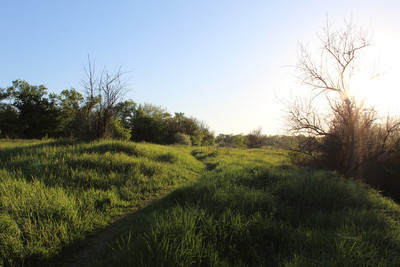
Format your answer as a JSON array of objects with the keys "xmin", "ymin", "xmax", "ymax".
[
  {"xmin": 0, "ymin": 139, "xmax": 203, "ymax": 265},
  {"xmin": 92, "ymin": 147, "xmax": 400, "ymax": 266}
]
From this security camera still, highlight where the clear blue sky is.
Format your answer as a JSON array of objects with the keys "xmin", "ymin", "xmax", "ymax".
[{"xmin": 1, "ymin": 1, "xmax": 400, "ymax": 135}]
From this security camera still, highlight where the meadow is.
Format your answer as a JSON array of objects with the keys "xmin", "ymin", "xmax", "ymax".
[
  {"xmin": 0, "ymin": 139, "xmax": 203, "ymax": 265},
  {"xmin": 91, "ymin": 147, "xmax": 400, "ymax": 266},
  {"xmin": 1, "ymin": 140, "xmax": 400, "ymax": 266}
]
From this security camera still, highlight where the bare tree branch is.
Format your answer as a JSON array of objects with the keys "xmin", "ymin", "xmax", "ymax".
[
  {"xmin": 81, "ymin": 57, "xmax": 131, "ymax": 139},
  {"xmin": 285, "ymin": 17, "xmax": 400, "ymax": 177}
]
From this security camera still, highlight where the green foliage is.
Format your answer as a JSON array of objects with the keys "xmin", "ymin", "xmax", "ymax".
[
  {"xmin": 0, "ymin": 140, "xmax": 203, "ymax": 264},
  {"xmin": 0, "ymin": 104, "xmax": 22, "ymax": 138},
  {"xmin": 1, "ymin": 80, "xmax": 61, "ymax": 139},
  {"xmin": 200, "ymin": 128, "xmax": 215, "ymax": 146},
  {"xmin": 131, "ymin": 103, "xmax": 170, "ymax": 143},
  {"xmin": 167, "ymin": 112, "xmax": 201, "ymax": 145},
  {"xmin": 130, "ymin": 106, "xmax": 214, "ymax": 146},
  {"xmin": 0, "ymin": 212, "xmax": 23, "ymax": 266},
  {"xmin": 216, "ymin": 134, "xmax": 248, "ymax": 148},
  {"xmin": 233, "ymin": 134, "xmax": 248, "ymax": 148},
  {"xmin": 246, "ymin": 127, "xmax": 265, "ymax": 148},
  {"xmin": 113, "ymin": 100, "xmax": 137, "ymax": 129},
  {"xmin": 56, "ymin": 88, "xmax": 85, "ymax": 137},
  {"xmin": 173, "ymin": 132, "xmax": 192, "ymax": 146},
  {"xmin": 1, "ymin": 79, "xmax": 215, "ymax": 144},
  {"xmin": 93, "ymin": 147, "xmax": 400, "ymax": 266},
  {"xmin": 108, "ymin": 118, "xmax": 131, "ymax": 141}
]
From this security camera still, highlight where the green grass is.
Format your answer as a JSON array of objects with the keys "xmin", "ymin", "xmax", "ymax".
[
  {"xmin": 0, "ymin": 139, "xmax": 203, "ymax": 266},
  {"xmin": 2, "ymin": 141, "xmax": 400, "ymax": 266},
  {"xmin": 92, "ymin": 147, "xmax": 400, "ymax": 266}
]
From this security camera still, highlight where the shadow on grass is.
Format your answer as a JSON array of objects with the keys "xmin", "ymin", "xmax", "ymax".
[{"xmin": 89, "ymin": 164, "xmax": 400, "ymax": 266}]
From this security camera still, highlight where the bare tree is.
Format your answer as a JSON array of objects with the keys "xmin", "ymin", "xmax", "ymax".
[
  {"xmin": 81, "ymin": 57, "xmax": 130, "ymax": 139},
  {"xmin": 81, "ymin": 56, "xmax": 99, "ymax": 136},
  {"xmin": 247, "ymin": 127, "xmax": 265, "ymax": 148},
  {"xmin": 287, "ymin": 18, "xmax": 400, "ymax": 176}
]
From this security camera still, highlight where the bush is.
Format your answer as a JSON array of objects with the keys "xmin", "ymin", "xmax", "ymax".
[
  {"xmin": 109, "ymin": 118, "xmax": 131, "ymax": 141},
  {"xmin": 173, "ymin": 133, "xmax": 192, "ymax": 146}
]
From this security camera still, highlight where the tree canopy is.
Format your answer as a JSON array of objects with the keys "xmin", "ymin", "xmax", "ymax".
[{"xmin": 0, "ymin": 80, "xmax": 214, "ymax": 146}]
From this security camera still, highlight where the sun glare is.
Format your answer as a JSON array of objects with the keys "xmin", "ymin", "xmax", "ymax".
[
  {"xmin": 349, "ymin": 72, "xmax": 400, "ymax": 114},
  {"xmin": 347, "ymin": 28, "xmax": 400, "ymax": 114},
  {"xmin": 349, "ymin": 75, "xmax": 379, "ymax": 102}
]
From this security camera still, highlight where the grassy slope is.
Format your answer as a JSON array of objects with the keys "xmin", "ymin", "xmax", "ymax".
[
  {"xmin": 93, "ymin": 147, "xmax": 400, "ymax": 266},
  {"xmin": 0, "ymin": 139, "xmax": 203, "ymax": 266},
  {"xmin": 1, "ymin": 140, "xmax": 400, "ymax": 266}
]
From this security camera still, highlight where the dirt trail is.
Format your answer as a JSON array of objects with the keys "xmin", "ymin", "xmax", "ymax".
[
  {"xmin": 60, "ymin": 199, "xmax": 153, "ymax": 267},
  {"xmin": 59, "ymin": 153, "xmax": 205, "ymax": 266}
]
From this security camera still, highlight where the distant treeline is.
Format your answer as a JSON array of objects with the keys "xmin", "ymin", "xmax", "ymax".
[
  {"xmin": 0, "ymin": 80, "xmax": 214, "ymax": 145},
  {"xmin": 0, "ymin": 80, "xmax": 295, "ymax": 148},
  {"xmin": 215, "ymin": 129, "xmax": 298, "ymax": 149}
]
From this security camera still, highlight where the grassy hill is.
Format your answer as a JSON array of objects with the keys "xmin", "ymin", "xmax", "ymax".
[
  {"xmin": 0, "ymin": 139, "xmax": 203, "ymax": 265},
  {"xmin": 0, "ymin": 140, "xmax": 399, "ymax": 266},
  {"xmin": 91, "ymin": 147, "xmax": 400, "ymax": 266}
]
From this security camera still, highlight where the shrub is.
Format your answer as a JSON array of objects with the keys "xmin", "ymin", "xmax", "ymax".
[
  {"xmin": 173, "ymin": 133, "xmax": 192, "ymax": 146},
  {"xmin": 109, "ymin": 118, "xmax": 131, "ymax": 141}
]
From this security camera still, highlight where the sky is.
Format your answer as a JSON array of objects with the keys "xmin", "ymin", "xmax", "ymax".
[{"xmin": 1, "ymin": 0, "xmax": 400, "ymax": 135}]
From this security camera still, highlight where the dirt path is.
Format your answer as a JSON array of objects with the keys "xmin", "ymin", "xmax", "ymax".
[
  {"xmin": 59, "ymin": 154, "xmax": 205, "ymax": 266},
  {"xmin": 60, "ymin": 199, "xmax": 153, "ymax": 267}
]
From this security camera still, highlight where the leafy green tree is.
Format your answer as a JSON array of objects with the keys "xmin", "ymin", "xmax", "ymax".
[
  {"xmin": 216, "ymin": 134, "xmax": 247, "ymax": 148},
  {"xmin": 129, "ymin": 105, "xmax": 214, "ymax": 146},
  {"xmin": 0, "ymin": 87, "xmax": 22, "ymax": 138},
  {"xmin": 108, "ymin": 118, "xmax": 131, "ymax": 140},
  {"xmin": 5, "ymin": 80, "xmax": 60, "ymax": 138},
  {"xmin": 233, "ymin": 134, "xmax": 248, "ymax": 148},
  {"xmin": 0, "ymin": 104, "xmax": 23, "ymax": 138},
  {"xmin": 215, "ymin": 134, "xmax": 235, "ymax": 147},
  {"xmin": 56, "ymin": 89, "xmax": 85, "ymax": 137},
  {"xmin": 195, "ymin": 119, "xmax": 215, "ymax": 146},
  {"xmin": 131, "ymin": 103, "xmax": 170, "ymax": 143},
  {"xmin": 113, "ymin": 100, "xmax": 137, "ymax": 129},
  {"xmin": 167, "ymin": 113, "xmax": 203, "ymax": 145},
  {"xmin": 200, "ymin": 128, "xmax": 215, "ymax": 146}
]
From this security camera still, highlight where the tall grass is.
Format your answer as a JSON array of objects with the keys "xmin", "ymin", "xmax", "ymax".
[
  {"xmin": 0, "ymin": 139, "xmax": 203, "ymax": 265},
  {"xmin": 2, "ymin": 141, "xmax": 399, "ymax": 266},
  {"xmin": 94, "ymin": 147, "xmax": 400, "ymax": 266}
]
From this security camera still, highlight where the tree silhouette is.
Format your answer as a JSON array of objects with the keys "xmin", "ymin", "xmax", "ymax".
[{"xmin": 286, "ymin": 18, "xmax": 400, "ymax": 176}]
